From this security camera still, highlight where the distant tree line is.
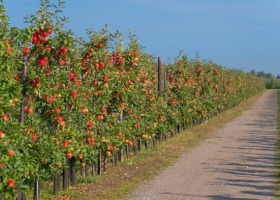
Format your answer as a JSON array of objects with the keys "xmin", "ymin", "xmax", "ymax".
[{"xmin": 249, "ymin": 70, "xmax": 280, "ymax": 89}]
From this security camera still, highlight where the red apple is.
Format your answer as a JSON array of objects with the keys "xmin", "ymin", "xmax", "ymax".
[
  {"xmin": 24, "ymin": 47, "xmax": 30, "ymax": 54},
  {"xmin": 63, "ymin": 141, "xmax": 69, "ymax": 148},
  {"xmin": 71, "ymin": 91, "xmax": 77, "ymax": 99},
  {"xmin": 54, "ymin": 83, "xmax": 59, "ymax": 89},
  {"xmin": 103, "ymin": 75, "xmax": 108, "ymax": 83},
  {"xmin": 3, "ymin": 114, "xmax": 8, "ymax": 121},
  {"xmin": 32, "ymin": 133, "xmax": 39, "ymax": 141},
  {"xmin": 7, "ymin": 150, "xmax": 14, "ymax": 156},
  {"xmin": 7, "ymin": 179, "xmax": 15, "ymax": 187},
  {"xmin": 60, "ymin": 47, "xmax": 68, "ymax": 54},
  {"xmin": 97, "ymin": 43, "xmax": 103, "ymax": 48},
  {"xmin": 66, "ymin": 152, "xmax": 72, "ymax": 159},
  {"xmin": 92, "ymin": 80, "xmax": 98, "ymax": 85}
]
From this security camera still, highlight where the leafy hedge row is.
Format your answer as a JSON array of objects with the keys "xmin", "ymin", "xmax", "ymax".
[{"xmin": 0, "ymin": 0, "xmax": 265, "ymax": 198}]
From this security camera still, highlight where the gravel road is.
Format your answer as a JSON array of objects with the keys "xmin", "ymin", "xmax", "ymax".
[{"xmin": 128, "ymin": 90, "xmax": 277, "ymax": 200}]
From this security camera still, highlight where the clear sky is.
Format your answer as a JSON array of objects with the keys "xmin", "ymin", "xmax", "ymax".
[{"xmin": 3, "ymin": 0, "xmax": 280, "ymax": 75}]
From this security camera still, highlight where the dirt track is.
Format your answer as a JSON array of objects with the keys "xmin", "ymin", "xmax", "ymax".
[{"xmin": 128, "ymin": 90, "xmax": 277, "ymax": 200}]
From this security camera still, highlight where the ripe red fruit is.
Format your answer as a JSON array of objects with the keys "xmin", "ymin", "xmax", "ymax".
[
  {"xmin": 38, "ymin": 58, "xmax": 48, "ymax": 66},
  {"xmin": 24, "ymin": 47, "xmax": 30, "ymax": 55},
  {"xmin": 171, "ymin": 99, "xmax": 178, "ymax": 105},
  {"xmin": 87, "ymin": 122, "xmax": 93, "ymax": 129},
  {"xmin": 54, "ymin": 83, "xmax": 59, "ymax": 89},
  {"xmin": 103, "ymin": 75, "xmax": 108, "ymax": 83},
  {"xmin": 81, "ymin": 108, "xmax": 88, "ymax": 113},
  {"xmin": 6, "ymin": 47, "xmax": 13, "ymax": 53},
  {"xmin": 32, "ymin": 33, "xmax": 39, "ymax": 44},
  {"xmin": 46, "ymin": 46, "xmax": 52, "ymax": 52},
  {"xmin": 98, "ymin": 43, "xmax": 103, "ymax": 48},
  {"xmin": 59, "ymin": 58, "xmax": 66, "ymax": 66},
  {"xmin": 60, "ymin": 121, "xmax": 66, "ymax": 126},
  {"xmin": 135, "ymin": 122, "xmax": 141, "ymax": 128},
  {"xmin": 112, "ymin": 53, "xmax": 117, "ymax": 59},
  {"xmin": 92, "ymin": 80, "xmax": 98, "ymax": 86},
  {"xmin": 101, "ymin": 107, "xmax": 107, "ymax": 114},
  {"xmin": 53, "ymin": 107, "xmax": 61, "ymax": 113},
  {"xmin": 32, "ymin": 133, "xmax": 39, "ymax": 141},
  {"xmin": 45, "ymin": 71, "xmax": 51, "ymax": 76},
  {"xmin": 27, "ymin": 108, "xmax": 33, "ymax": 114},
  {"xmin": 14, "ymin": 76, "xmax": 20, "ymax": 82},
  {"xmin": 0, "ymin": 163, "xmax": 4, "ymax": 168},
  {"xmin": 3, "ymin": 114, "xmax": 8, "ymax": 121},
  {"xmin": 71, "ymin": 91, "xmax": 77, "ymax": 99},
  {"xmin": 41, "ymin": 31, "xmax": 49, "ymax": 37},
  {"xmin": 48, "ymin": 29, "xmax": 52, "ymax": 35},
  {"xmin": 29, "ymin": 77, "xmax": 40, "ymax": 87},
  {"xmin": 7, "ymin": 179, "xmax": 15, "ymax": 187},
  {"xmin": 120, "ymin": 104, "xmax": 125, "ymax": 110},
  {"xmin": 109, "ymin": 145, "xmax": 114, "ymax": 150},
  {"xmin": 49, "ymin": 97, "xmax": 55, "ymax": 103},
  {"xmin": 66, "ymin": 152, "xmax": 73, "ymax": 159},
  {"xmin": 7, "ymin": 150, "xmax": 14, "ymax": 156},
  {"xmin": 63, "ymin": 141, "xmax": 69, "ymax": 148},
  {"xmin": 60, "ymin": 47, "xmax": 68, "ymax": 54},
  {"xmin": 69, "ymin": 72, "xmax": 76, "ymax": 81},
  {"xmin": 96, "ymin": 115, "xmax": 104, "ymax": 120},
  {"xmin": 0, "ymin": 131, "xmax": 5, "ymax": 138}
]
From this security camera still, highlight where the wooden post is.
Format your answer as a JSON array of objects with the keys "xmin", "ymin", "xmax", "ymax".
[
  {"xmin": 152, "ymin": 137, "xmax": 155, "ymax": 148},
  {"xmin": 103, "ymin": 156, "xmax": 107, "ymax": 172},
  {"xmin": 18, "ymin": 192, "xmax": 26, "ymax": 200},
  {"xmin": 138, "ymin": 139, "xmax": 142, "ymax": 151},
  {"xmin": 113, "ymin": 153, "xmax": 118, "ymax": 167},
  {"xmin": 53, "ymin": 173, "xmax": 60, "ymax": 195},
  {"xmin": 70, "ymin": 157, "xmax": 77, "ymax": 186},
  {"xmin": 81, "ymin": 166, "xmax": 86, "ymax": 178},
  {"xmin": 164, "ymin": 134, "xmax": 168, "ymax": 142},
  {"xmin": 63, "ymin": 158, "xmax": 70, "ymax": 190},
  {"xmin": 118, "ymin": 148, "xmax": 124, "ymax": 162},
  {"xmin": 126, "ymin": 145, "xmax": 130, "ymax": 159},
  {"xmin": 93, "ymin": 162, "xmax": 97, "ymax": 176},
  {"xmin": 145, "ymin": 141, "xmax": 148, "ymax": 149},
  {"xmin": 97, "ymin": 150, "xmax": 102, "ymax": 175},
  {"xmin": 133, "ymin": 142, "xmax": 138, "ymax": 155},
  {"xmin": 159, "ymin": 133, "xmax": 163, "ymax": 142},
  {"xmin": 158, "ymin": 57, "xmax": 162, "ymax": 97},
  {"xmin": 33, "ymin": 179, "xmax": 40, "ymax": 200},
  {"xmin": 85, "ymin": 165, "xmax": 88, "ymax": 177}
]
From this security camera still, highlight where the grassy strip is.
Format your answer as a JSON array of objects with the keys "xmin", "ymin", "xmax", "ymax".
[
  {"xmin": 275, "ymin": 90, "xmax": 280, "ymax": 199},
  {"xmin": 41, "ymin": 92, "xmax": 264, "ymax": 200}
]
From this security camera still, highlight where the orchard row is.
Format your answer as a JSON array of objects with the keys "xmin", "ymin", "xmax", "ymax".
[{"xmin": 0, "ymin": 0, "xmax": 265, "ymax": 199}]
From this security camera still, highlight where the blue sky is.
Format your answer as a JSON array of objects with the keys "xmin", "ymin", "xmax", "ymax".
[{"xmin": 3, "ymin": 0, "xmax": 280, "ymax": 75}]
